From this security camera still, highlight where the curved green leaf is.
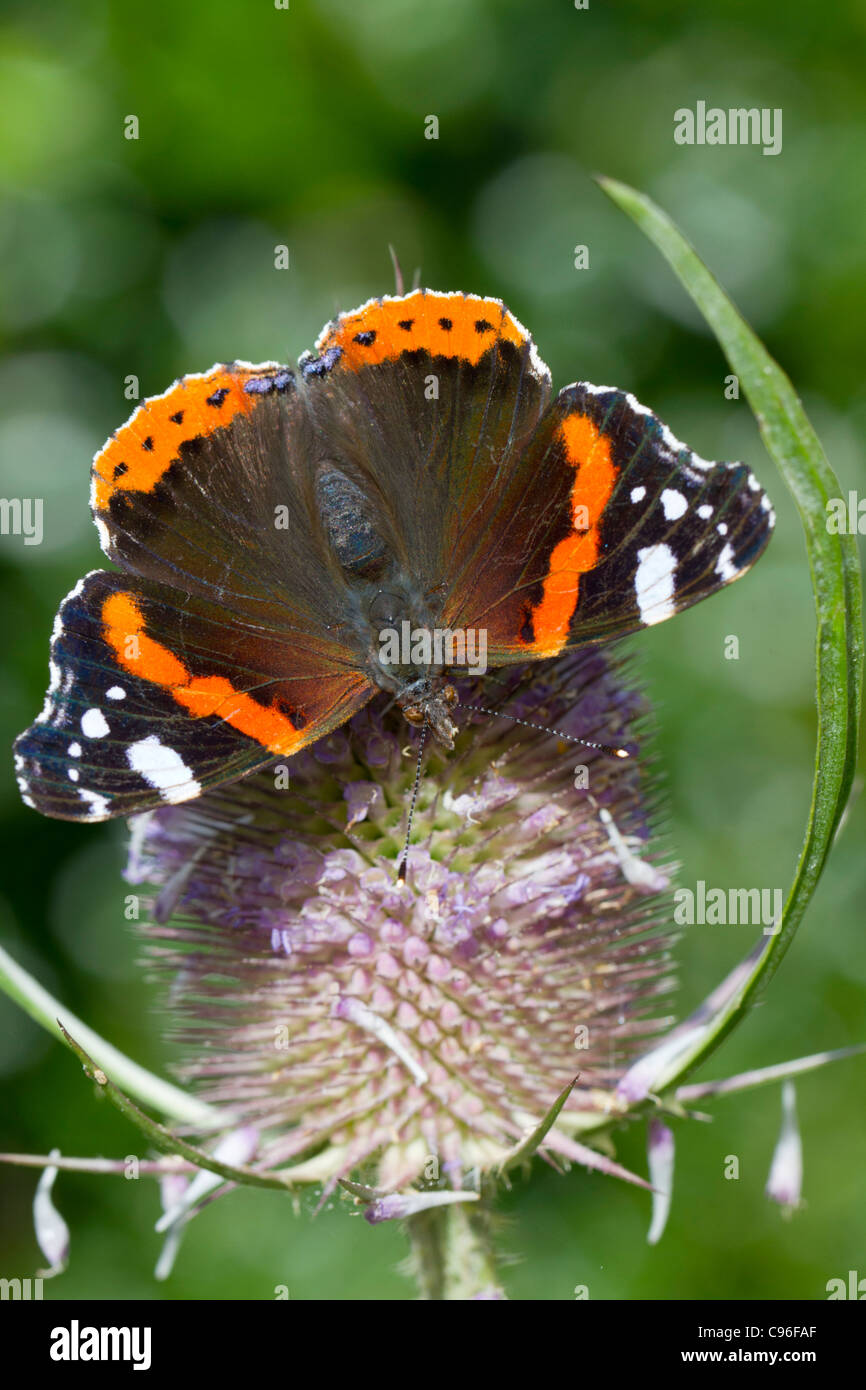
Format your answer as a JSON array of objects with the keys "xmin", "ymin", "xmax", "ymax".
[{"xmin": 597, "ymin": 177, "xmax": 863, "ymax": 1084}]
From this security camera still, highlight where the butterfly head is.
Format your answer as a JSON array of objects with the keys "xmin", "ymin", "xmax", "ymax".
[{"xmin": 399, "ymin": 679, "xmax": 458, "ymax": 747}]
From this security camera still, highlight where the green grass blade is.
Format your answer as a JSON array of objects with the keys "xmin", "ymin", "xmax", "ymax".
[{"xmin": 597, "ymin": 177, "xmax": 863, "ymax": 1082}]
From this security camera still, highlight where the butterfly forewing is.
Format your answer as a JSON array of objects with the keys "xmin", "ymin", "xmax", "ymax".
[{"xmin": 442, "ymin": 382, "xmax": 774, "ymax": 662}]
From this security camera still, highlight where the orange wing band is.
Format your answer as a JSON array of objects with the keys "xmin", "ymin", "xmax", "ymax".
[
  {"xmin": 526, "ymin": 412, "xmax": 617, "ymax": 658},
  {"xmin": 102, "ymin": 592, "xmax": 306, "ymax": 757}
]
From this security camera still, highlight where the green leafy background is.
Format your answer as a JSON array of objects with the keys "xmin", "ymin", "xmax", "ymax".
[{"xmin": 0, "ymin": 0, "xmax": 863, "ymax": 1300}]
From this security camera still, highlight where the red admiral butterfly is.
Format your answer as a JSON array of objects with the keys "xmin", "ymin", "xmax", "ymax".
[{"xmin": 14, "ymin": 290, "xmax": 774, "ymax": 821}]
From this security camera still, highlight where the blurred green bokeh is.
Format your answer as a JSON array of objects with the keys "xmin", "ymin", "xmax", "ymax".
[{"xmin": 1, "ymin": 0, "xmax": 863, "ymax": 1300}]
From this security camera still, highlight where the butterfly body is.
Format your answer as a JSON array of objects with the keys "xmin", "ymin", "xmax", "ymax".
[{"xmin": 14, "ymin": 289, "xmax": 774, "ymax": 821}]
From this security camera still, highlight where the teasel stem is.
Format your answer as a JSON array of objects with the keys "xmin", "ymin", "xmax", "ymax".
[
  {"xmin": 407, "ymin": 1201, "xmax": 504, "ymax": 1300},
  {"xmin": 442, "ymin": 1202, "xmax": 504, "ymax": 1300},
  {"xmin": 405, "ymin": 1209, "xmax": 446, "ymax": 1301}
]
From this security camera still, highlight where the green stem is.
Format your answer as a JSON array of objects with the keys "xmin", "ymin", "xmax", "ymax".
[
  {"xmin": 0, "ymin": 941, "xmax": 219, "ymax": 1126},
  {"xmin": 405, "ymin": 1209, "xmax": 446, "ymax": 1300},
  {"xmin": 406, "ymin": 1203, "xmax": 504, "ymax": 1300},
  {"xmin": 442, "ymin": 1201, "xmax": 504, "ymax": 1300},
  {"xmin": 58, "ymin": 1024, "xmax": 296, "ymax": 1194}
]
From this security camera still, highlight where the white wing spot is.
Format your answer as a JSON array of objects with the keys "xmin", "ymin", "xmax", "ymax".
[
  {"xmin": 635, "ymin": 544, "xmax": 678, "ymax": 625},
  {"xmin": 68, "ymin": 767, "xmax": 80, "ymax": 782},
  {"xmin": 127, "ymin": 736, "xmax": 202, "ymax": 804},
  {"xmin": 660, "ymin": 488, "xmax": 687, "ymax": 520},
  {"xmin": 697, "ymin": 504, "xmax": 713, "ymax": 520},
  {"xmin": 81, "ymin": 708, "xmax": 110, "ymax": 739},
  {"xmin": 78, "ymin": 788, "xmax": 110, "ymax": 820},
  {"xmin": 715, "ymin": 542, "xmax": 740, "ymax": 581},
  {"xmin": 68, "ymin": 742, "xmax": 82, "ymax": 757},
  {"xmin": 716, "ymin": 522, "xmax": 728, "ymax": 535},
  {"xmin": 106, "ymin": 686, "xmax": 126, "ymax": 700},
  {"xmin": 630, "ymin": 486, "xmax": 646, "ymax": 503}
]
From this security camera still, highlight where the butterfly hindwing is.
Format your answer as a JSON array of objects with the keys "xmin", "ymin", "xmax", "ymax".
[{"xmin": 14, "ymin": 570, "xmax": 374, "ymax": 820}]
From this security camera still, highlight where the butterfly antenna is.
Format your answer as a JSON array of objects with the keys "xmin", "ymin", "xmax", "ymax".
[
  {"xmin": 388, "ymin": 245, "xmax": 405, "ymax": 297},
  {"xmin": 454, "ymin": 703, "xmax": 665, "ymax": 889},
  {"xmin": 454, "ymin": 701, "xmax": 631, "ymax": 760},
  {"xmin": 396, "ymin": 723, "xmax": 428, "ymax": 882}
]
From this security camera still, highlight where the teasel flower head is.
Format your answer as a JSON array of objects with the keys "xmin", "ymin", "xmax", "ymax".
[{"xmin": 126, "ymin": 646, "xmax": 677, "ymax": 1204}]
